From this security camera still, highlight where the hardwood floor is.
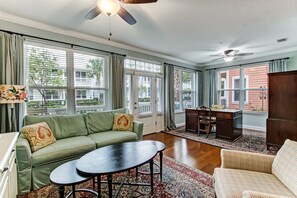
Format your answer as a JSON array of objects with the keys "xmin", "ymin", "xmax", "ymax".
[{"xmin": 143, "ymin": 132, "xmax": 221, "ymax": 175}]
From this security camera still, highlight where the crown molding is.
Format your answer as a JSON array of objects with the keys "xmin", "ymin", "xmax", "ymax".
[{"xmin": 0, "ymin": 11, "xmax": 197, "ymax": 67}]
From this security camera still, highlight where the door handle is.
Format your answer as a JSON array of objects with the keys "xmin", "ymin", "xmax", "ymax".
[{"xmin": 2, "ymin": 166, "xmax": 9, "ymax": 173}]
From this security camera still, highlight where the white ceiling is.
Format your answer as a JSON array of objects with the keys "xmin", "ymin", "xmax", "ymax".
[{"xmin": 1, "ymin": 0, "xmax": 297, "ymax": 66}]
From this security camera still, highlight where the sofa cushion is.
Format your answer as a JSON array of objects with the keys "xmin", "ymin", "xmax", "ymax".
[
  {"xmin": 86, "ymin": 108, "xmax": 126, "ymax": 134},
  {"xmin": 21, "ymin": 122, "xmax": 56, "ymax": 152},
  {"xmin": 214, "ymin": 168, "xmax": 295, "ymax": 198},
  {"xmin": 24, "ymin": 114, "xmax": 88, "ymax": 140},
  {"xmin": 112, "ymin": 113, "xmax": 134, "ymax": 131},
  {"xmin": 32, "ymin": 136, "xmax": 95, "ymax": 166},
  {"xmin": 88, "ymin": 131, "xmax": 137, "ymax": 148},
  {"xmin": 272, "ymin": 139, "xmax": 297, "ymax": 196}
]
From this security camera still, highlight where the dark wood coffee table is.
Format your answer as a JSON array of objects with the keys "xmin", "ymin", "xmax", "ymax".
[
  {"xmin": 76, "ymin": 141, "xmax": 158, "ymax": 198},
  {"xmin": 50, "ymin": 160, "xmax": 98, "ymax": 198}
]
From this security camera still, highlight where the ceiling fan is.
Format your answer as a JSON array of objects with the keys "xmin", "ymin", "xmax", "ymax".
[
  {"xmin": 211, "ymin": 49, "xmax": 254, "ymax": 62},
  {"xmin": 85, "ymin": 0, "xmax": 157, "ymax": 25}
]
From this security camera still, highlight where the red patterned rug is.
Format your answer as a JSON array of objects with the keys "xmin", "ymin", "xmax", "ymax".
[
  {"xmin": 164, "ymin": 126, "xmax": 277, "ymax": 155},
  {"xmin": 18, "ymin": 156, "xmax": 215, "ymax": 198}
]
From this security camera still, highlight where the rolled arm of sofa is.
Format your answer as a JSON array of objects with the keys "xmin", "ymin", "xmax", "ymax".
[
  {"xmin": 16, "ymin": 135, "xmax": 32, "ymax": 171},
  {"xmin": 16, "ymin": 135, "xmax": 33, "ymax": 194},
  {"xmin": 242, "ymin": 190, "xmax": 293, "ymax": 198},
  {"xmin": 221, "ymin": 149, "xmax": 275, "ymax": 174},
  {"xmin": 133, "ymin": 121, "xmax": 144, "ymax": 140}
]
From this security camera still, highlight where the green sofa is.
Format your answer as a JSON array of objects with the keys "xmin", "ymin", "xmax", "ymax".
[{"xmin": 16, "ymin": 108, "xmax": 143, "ymax": 195}]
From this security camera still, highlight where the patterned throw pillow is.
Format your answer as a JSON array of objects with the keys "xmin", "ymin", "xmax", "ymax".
[
  {"xmin": 21, "ymin": 122, "xmax": 56, "ymax": 152},
  {"xmin": 112, "ymin": 113, "xmax": 134, "ymax": 131}
]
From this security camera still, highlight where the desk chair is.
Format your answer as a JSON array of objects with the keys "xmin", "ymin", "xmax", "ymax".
[{"xmin": 197, "ymin": 106, "xmax": 216, "ymax": 138}]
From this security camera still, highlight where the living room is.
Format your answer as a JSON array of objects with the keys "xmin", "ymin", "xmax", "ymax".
[{"xmin": 0, "ymin": 0, "xmax": 297, "ymax": 197}]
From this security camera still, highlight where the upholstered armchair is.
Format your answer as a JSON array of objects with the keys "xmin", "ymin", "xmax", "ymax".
[{"xmin": 214, "ymin": 139, "xmax": 297, "ymax": 198}]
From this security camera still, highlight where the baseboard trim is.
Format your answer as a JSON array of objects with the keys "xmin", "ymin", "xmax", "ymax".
[
  {"xmin": 176, "ymin": 123, "xmax": 185, "ymax": 128},
  {"xmin": 243, "ymin": 125, "xmax": 266, "ymax": 132}
]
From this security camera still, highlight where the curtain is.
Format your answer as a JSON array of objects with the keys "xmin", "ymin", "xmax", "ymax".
[
  {"xmin": 197, "ymin": 71, "xmax": 203, "ymax": 106},
  {"xmin": 269, "ymin": 59, "xmax": 288, "ymax": 73},
  {"xmin": 164, "ymin": 63, "xmax": 176, "ymax": 130},
  {"xmin": 110, "ymin": 54, "xmax": 125, "ymax": 109},
  {"xmin": 0, "ymin": 32, "xmax": 25, "ymax": 133},
  {"xmin": 208, "ymin": 69, "xmax": 217, "ymax": 107}
]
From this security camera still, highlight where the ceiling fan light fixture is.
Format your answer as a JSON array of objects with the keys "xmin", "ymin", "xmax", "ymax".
[
  {"xmin": 97, "ymin": 0, "xmax": 120, "ymax": 16},
  {"xmin": 224, "ymin": 56, "xmax": 234, "ymax": 62}
]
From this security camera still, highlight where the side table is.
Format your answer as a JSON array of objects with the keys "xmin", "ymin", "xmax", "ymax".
[{"xmin": 50, "ymin": 160, "xmax": 98, "ymax": 198}]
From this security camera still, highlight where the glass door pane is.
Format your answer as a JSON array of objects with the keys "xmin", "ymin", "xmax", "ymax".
[
  {"xmin": 156, "ymin": 77, "xmax": 163, "ymax": 113},
  {"xmin": 125, "ymin": 74, "xmax": 132, "ymax": 113},
  {"xmin": 137, "ymin": 76, "xmax": 152, "ymax": 115}
]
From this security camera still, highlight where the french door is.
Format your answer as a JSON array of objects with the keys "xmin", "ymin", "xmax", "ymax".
[{"xmin": 125, "ymin": 72, "xmax": 164, "ymax": 135}]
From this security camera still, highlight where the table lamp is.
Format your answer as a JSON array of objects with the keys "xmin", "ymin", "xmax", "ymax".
[{"xmin": 0, "ymin": 84, "xmax": 28, "ymax": 132}]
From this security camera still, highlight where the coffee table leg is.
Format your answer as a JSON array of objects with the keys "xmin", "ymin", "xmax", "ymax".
[
  {"xmin": 150, "ymin": 159, "xmax": 154, "ymax": 195},
  {"xmin": 58, "ymin": 186, "xmax": 64, "ymax": 198},
  {"xmin": 108, "ymin": 174, "xmax": 113, "ymax": 198},
  {"xmin": 160, "ymin": 151, "xmax": 163, "ymax": 182},
  {"xmin": 136, "ymin": 167, "xmax": 138, "ymax": 179},
  {"xmin": 97, "ymin": 175, "xmax": 101, "ymax": 198},
  {"xmin": 72, "ymin": 184, "xmax": 76, "ymax": 198}
]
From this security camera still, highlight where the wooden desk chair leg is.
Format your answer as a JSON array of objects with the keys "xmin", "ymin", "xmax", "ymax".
[{"xmin": 197, "ymin": 121, "xmax": 200, "ymax": 136}]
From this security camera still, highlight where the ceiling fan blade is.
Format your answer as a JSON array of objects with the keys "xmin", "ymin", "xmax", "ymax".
[
  {"xmin": 120, "ymin": 0, "xmax": 157, "ymax": 4},
  {"xmin": 210, "ymin": 54, "xmax": 223, "ymax": 57},
  {"xmin": 85, "ymin": 7, "xmax": 101, "ymax": 20},
  {"xmin": 224, "ymin": 49, "xmax": 234, "ymax": 55},
  {"xmin": 235, "ymin": 53, "xmax": 254, "ymax": 56},
  {"xmin": 118, "ymin": 7, "xmax": 137, "ymax": 25},
  {"xmin": 211, "ymin": 57, "xmax": 223, "ymax": 62}
]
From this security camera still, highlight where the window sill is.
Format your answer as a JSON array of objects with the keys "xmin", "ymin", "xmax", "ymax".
[
  {"xmin": 243, "ymin": 111, "xmax": 268, "ymax": 115},
  {"xmin": 175, "ymin": 111, "xmax": 185, "ymax": 115}
]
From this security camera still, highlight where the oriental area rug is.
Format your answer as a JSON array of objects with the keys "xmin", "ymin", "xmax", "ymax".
[
  {"xmin": 164, "ymin": 126, "xmax": 276, "ymax": 154},
  {"xmin": 18, "ymin": 156, "xmax": 215, "ymax": 198}
]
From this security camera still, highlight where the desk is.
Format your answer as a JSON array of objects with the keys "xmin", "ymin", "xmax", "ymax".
[{"xmin": 185, "ymin": 108, "xmax": 243, "ymax": 141}]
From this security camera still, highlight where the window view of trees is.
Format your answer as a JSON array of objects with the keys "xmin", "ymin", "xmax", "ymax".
[
  {"xmin": 27, "ymin": 46, "xmax": 67, "ymax": 113},
  {"xmin": 26, "ymin": 44, "xmax": 107, "ymax": 115},
  {"xmin": 174, "ymin": 69, "xmax": 195, "ymax": 112}
]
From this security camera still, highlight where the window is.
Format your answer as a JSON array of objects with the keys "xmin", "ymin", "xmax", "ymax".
[
  {"xmin": 232, "ymin": 76, "xmax": 248, "ymax": 103},
  {"xmin": 217, "ymin": 65, "xmax": 268, "ymax": 112},
  {"xmin": 217, "ymin": 68, "xmax": 240, "ymax": 109},
  {"xmin": 174, "ymin": 69, "xmax": 195, "ymax": 112},
  {"xmin": 243, "ymin": 65, "xmax": 268, "ymax": 112},
  {"xmin": 26, "ymin": 42, "xmax": 108, "ymax": 115},
  {"xmin": 74, "ymin": 52, "xmax": 107, "ymax": 113},
  {"xmin": 124, "ymin": 58, "xmax": 162, "ymax": 73}
]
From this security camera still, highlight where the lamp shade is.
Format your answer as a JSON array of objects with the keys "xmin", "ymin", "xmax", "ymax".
[{"xmin": 0, "ymin": 84, "xmax": 28, "ymax": 104}]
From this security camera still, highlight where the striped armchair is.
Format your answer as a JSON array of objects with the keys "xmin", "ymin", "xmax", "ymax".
[{"xmin": 214, "ymin": 139, "xmax": 297, "ymax": 198}]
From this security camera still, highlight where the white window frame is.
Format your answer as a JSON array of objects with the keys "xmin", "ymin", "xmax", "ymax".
[{"xmin": 25, "ymin": 41, "xmax": 109, "ymax": 114}]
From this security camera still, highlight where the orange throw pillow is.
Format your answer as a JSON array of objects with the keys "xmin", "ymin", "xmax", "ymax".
[
  {"xmin": 112, "ymin": 113, "xmax": 134, "ymax": 131},
  {"xmin": 21, "ymin": 122, "xmax": 56, "ymax": 152}
]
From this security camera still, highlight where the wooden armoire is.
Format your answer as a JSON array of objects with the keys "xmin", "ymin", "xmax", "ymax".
[{"xmin": 266, "ymin": 71, "xmax": 297, "ymax": 149}]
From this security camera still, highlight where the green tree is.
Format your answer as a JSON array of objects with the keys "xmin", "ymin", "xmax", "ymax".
[
  {"xmin": 87, "ymin": 58, "xmax": 104, "ymax": 87},
  {"xmin": 182, "ymin": 72, "xmax": 192, "ymax": 83},
  {"xmin": 28, "ymin": 48, "xmax": 65, "ymax": 107},
  {"xmin": 138, "ymin": 84, "xmax": 148, "ymax": 97}
]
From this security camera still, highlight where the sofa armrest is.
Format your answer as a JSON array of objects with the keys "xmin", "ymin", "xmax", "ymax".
[
  {"xmin": 242, "ymin": 190, "xmax": 293, "ymax": 198},
  {"xmin": 16, "ymin": 134, "xmax": 32, "ymax": 171},
  {"xmin": 221, "ymin": 149, "xmax": 275, "ymax": 174},
  {"xmin": 133, "ymin": 121, "xmax": 144, "ymax": 141}
]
